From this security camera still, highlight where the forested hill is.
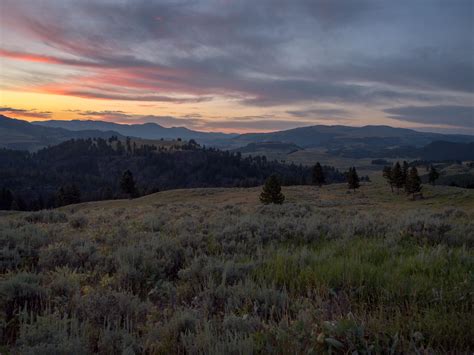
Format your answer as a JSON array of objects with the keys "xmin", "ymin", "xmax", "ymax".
[{"xmin": 0, "ymin": 137, "xmax": 345, "ymax": 210}]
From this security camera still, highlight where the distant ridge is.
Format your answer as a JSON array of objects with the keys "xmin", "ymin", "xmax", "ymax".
[
  {"xmin": 33, "ymin": 119, "xmax": 237, "ymax": 146},
  {"xmin": 3, "ymin": 115, "xmax": 473, "ymax": 152},
  {"xmin": 233, "ymin": 124, "xmax": 474, "ymax": 148},
  {"xmin": 0, "ymin": 115, "xmax": 122, "ymax": 151}
]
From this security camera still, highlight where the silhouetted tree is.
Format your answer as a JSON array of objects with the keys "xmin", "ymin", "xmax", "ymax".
[
  {"xmin": 382, "ymin": 166, "xmax": 394, "ymax": 192},
  {"xmin": 120, "ymin": 170, "xmax": 137, "ymax": 198},
  {"xmin": 260, "ymin": 174, "xmax": 285, "ymax": 204},
  {"xmin": 0, "ymin": 188, "xmax": 13, "ymax": 210},
  {"xmin": 428, "ymin": 165, "xmax": 440, "ymax": 185},
  {"xmin": 312, "ymin": 162, "xmax": 325, "ymax": 187},
  {"xmin": 126, "ymin": 137, "xmax": 132, "ymax": 154},
  {"xmin": 392, "ymin": 162, "xmax": 404, "ymax": 194},
  {"xmin": 402, "ymin": 161, "xmax": 409, "ymax": 191},
  {"xmin": 56, "ymin": 184, "xmax": 81, "ymax": 207},
  {"xmin": 406, "ymin": 166, "xmax": 422, "ymax": 199},
  {"xmin": 347, "ymin": 167, "xmax": 360, "ymax": 191}
]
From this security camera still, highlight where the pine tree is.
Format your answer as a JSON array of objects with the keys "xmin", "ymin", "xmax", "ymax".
[
  {"xmin": 0, "ymin": 188, "xmax": 13, "ymax": 210},
  {"xmin": 312, "ymin": 162, "xmax": 325, "ymax": 187},
  {"xmin": 120, "ymin": 170, "xmax": 137, "ymax": 197},
  {"xmin": 406, "ymin": 166, "xmax": 422, "ymax": 199},
  {"xmin": 56, "ymin": 184, "xmax": 81, "ymax": 207},
  {"xmin": 392, "ymin": 162, "xmax": 404, "ymax": 194},
  {"xmin": 402, "ymin": 161, "xmax": 409, "ymax": 191},
  {"xmin": 382, "ymin": 166, "xmax": 394, "ymax": 192},
  {"xmin": 428, "ymin": 165, "xmax": 440, "ymax": 185},
  {"xmin": 347, "ymin": 167, "xmax": 360, "ymax": 191},
  {"xmin": 260, "ymin": 174, "xmax": 285, "ymax": 204},
  {"xmin": 126, "ymin": 137, "xmax": 132, "ymax": 154}
]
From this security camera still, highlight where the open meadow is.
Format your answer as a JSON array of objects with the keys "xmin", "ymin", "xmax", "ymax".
[{"xmin": 1, "ymin": 181, "xmax": 473, "ymax": 353}]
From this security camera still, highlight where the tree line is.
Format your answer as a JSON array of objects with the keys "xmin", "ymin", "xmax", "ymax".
[
  {"xmin": 260, "ymin": 163, "xmax": 363, "ymax": 204},
  {"xmin": 0, "ymin": 138, "xmax": 347, "ymax": 210},
  {"xmin": 382, "ymin": 161, "xmax": 440, "ymax": 199}
]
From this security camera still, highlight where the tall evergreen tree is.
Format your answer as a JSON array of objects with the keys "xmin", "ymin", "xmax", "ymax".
[
  {"xmin": 56, "ymin": 184, "xmax": 81, "ymax": 207},
  {"xmin": 120, "ymin": 170, "xmax": 137, "ymax": 197},
  {"xmin": 260, "ymin": 174, "xmax": 285, "ymax": 204},
  {"xmin": 0, "ymin": 188, "xmax": 13, "ymax": 210},
  {"xmin": 347, "ymin": 167, "xmax": 360, "ymax": 191},
  {"xmin": 428, "ymin": 165, "xmax": 440, "ymax": 185},
  {"xmin": 406, "ymin": 166, "xmax": 422, "ymax": 199},
  {"xmin": 126, "ymin": 137, "xmax": 132, "ymax": 154},
  {"xmin": 402, "ymin": 161, "xmax": 409, "ymax": 189},
  {"xmin": 392, "ymin": 162, "xmax": 404, "ymax": 194},
  {"xmin": 312, "ymin": 162, "xmax": 326, "ymax": 187},
  {"xmin": 382, "ymin": 166, "xmax": 394, "ymax": 192}
]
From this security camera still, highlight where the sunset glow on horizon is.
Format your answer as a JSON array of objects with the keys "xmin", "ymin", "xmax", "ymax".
[{"xmin": 1, "ymin": 0, "xmax": 473, "ymax": 134}]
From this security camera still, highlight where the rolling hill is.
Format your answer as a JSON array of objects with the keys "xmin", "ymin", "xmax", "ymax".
[
  {"xmin": 0, "ymin": 115, "xmax": 122, "ymax": 151},
  {"xmin": 33, "ymin": 119, "xmax": 237, "ymax": 147},
  {"xmin": 1, "ymin": 183, "xmax": 472, "ymax": 353},
  {"xmin": 232, "ymin": 124, "xmax": 474, "ymax": 149}
]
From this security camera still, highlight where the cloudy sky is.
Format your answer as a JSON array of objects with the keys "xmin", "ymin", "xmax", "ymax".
[{"xmin": 0, "ymin": 0, "xmax": 473, "ymax": 133}]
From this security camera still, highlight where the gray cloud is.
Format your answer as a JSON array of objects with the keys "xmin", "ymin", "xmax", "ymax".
[
  {"xmin": 0, "ymin": 106, "xmax": 52, "ymax": 118},
  {"xmin": 1, "ymin": 0, "xmax": 473, "ymax": 131},
  {"xmin": 384, "ymin": 105, "xmax": 474, "ymax": 128},
  {"xmin": 71, "ymin": 110, "xmax": 311, "ymax": 131},
  {"xmin": 286, "ymin": 108, "xmax": 349, "ymax": 118},
  {"xmin": 59, "ymin": 91, "xmax": 213, "ymax": 104}
]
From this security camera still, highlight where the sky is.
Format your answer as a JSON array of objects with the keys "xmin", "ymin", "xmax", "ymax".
[{"xmin": 0, "ymin": 0, "xmax": 473, "ymax": 134}]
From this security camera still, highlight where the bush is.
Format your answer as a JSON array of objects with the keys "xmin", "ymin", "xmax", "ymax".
[
  {"xmin": 0, "ymin": 273, "xmax": 47, "ymax": 344},
  {"xmin": 39, "ymin": 240, "xmax": 100, "ymax": 271},
  {"xmin": 16, "ymin": 313, "xmax": 88, "ymax": 355},
  {"xmin": 0, "ymin": 225, "xmax": 50, "ymax": 272},
  {"xmin": 24, "ymin": 211, "xmax": 68, "ymax": 224},
  {"xmin": 69, "ymin": 215, "xmax": 88, "ymax": 229}
]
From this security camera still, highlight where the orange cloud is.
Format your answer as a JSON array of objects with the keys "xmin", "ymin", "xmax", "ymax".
[{"xmin": 0, "ymin": 48, "xmax": 62, "ymax": 64}]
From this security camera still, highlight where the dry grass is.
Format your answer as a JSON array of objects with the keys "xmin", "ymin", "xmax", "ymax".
[{"xmin": 1, "ymin": 181, "xmax": 473, "ymax": 353}]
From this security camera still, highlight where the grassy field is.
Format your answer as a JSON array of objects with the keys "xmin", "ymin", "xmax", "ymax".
[{"xmin": 1, "ymin": 181, "xmax": 473, "ymax": 353}]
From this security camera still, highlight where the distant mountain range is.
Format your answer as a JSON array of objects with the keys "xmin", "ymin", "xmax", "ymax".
[
  {"xmin": 2, "ymin": 115, "xmax": 474, "ymax": 158},
  {"xmin": 34, "ymin": 119, "xmax": 237, "ymax": 147},
  {"xmin": 0, "ymin": 115, "xmax": 121, "ymax": 151},
  {"xmin": 233, "ymin": 125, "xmax": 474, "ymax": 149}
]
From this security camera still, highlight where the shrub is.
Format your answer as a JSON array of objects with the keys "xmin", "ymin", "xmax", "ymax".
[
  {"xmin": 16, "ymin": 313, "xmax": 87, "ymax": 355},
  {"xmin": 0, "ymin": 225, "xmax": 50, "ymax": 272},
  {"xmin": 0, "ymin": 273, "xmax": 47, "ymax": 344},
  {"xmin": 39, "ymin": 240, "xmax": 100, "ymax": 271},
  {"xmin": 69, "ymin": 215, "xmax": 88, "ymax": 229},
  {"xmin": 24, "ymin": 211, "xmax": 68, "ymax": 224}
]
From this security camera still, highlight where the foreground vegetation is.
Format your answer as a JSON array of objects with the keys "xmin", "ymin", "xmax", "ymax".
[{"xmin": 1, "ymin": 182, "xmax": 473, "ymax": 353}]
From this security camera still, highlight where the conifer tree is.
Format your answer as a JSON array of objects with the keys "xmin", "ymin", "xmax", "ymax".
[
  {"xmin": 382, "ymin": 166, "xmax": 394, "ymax": 192},
  {"xmin": 428, "ymin": 165, "xmax": 440, "ymax": 185},
  {"xmin": 56, "ymin": 184, "xmax": 81, "ymax": 207},
  {"xmin": 392, "ymin": 162, "xmax": 404, "ymax": 194},
  {"xmin": 402, "ymin": 161, "xmax": 409, "ymax": 190},
  {"xmin": 120, "ymin": 170, "xmax": 137, "ymax": 198},
  {"xmin": 0, "ymin": 188, "xmax": 13, "ymax": 210},
  {"xmin": 347, "ymin": 167, "xmax": 360, "ymax": 191},
  {"xmin": 312, "ymin": 162, "xmax": 326, "ymax": 187},
  {"xmin": 260, "ymin": 174, "xmax": 285, "ymax": 204},
  {"xmin": 406, "ymin": 166, "xmax": 422, "ymax": 199}
]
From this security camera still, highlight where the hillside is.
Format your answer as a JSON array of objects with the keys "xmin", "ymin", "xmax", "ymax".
[
  {"xmin": 6, "ymin": 116, "xmax": 474, "ymax": 154},
  {"xmin": 234, "ymin": 125, "xmax": 474, "ymax": 149},
  {"xmin": 232, "ymin": 141, "xmax": 302, "ymax": 154},
  {"xmin": 0, "ymin": 115, "xmax": 122, "ymax": 151},
  {"xmin": 0, "ymin": 137, "xmax": 345, "ymax": 210},
  {"xmin": 1, "ymin": 182, "xmax": 473, "ymax": 353},
  {"xmin": 419, "ymin": 141, "xmax": 474, "ymax": 161},
  {"xmin": 33, "ymin": 119, "xmax": 237, "ymax": 147}
]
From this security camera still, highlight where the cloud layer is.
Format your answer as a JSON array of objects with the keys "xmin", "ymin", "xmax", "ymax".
[{"xmin": 0, "ymin": 0, "xmax": 473, "ymax": 132}]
